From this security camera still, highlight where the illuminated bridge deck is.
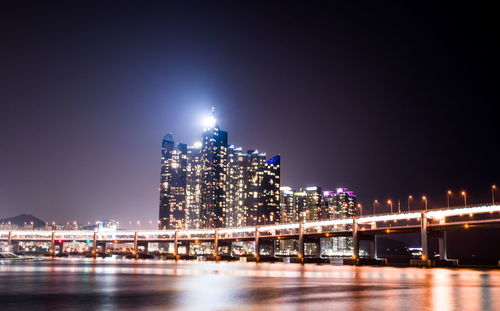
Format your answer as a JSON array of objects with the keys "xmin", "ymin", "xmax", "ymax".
[{"xmin": 1, "ymin": 204, "xmax": 499, "ymax": 264}]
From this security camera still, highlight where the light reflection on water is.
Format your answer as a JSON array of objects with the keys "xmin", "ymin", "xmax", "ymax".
[{"xmin": 0, "ymin": 258, "xmax": 499, "ymax": 310}]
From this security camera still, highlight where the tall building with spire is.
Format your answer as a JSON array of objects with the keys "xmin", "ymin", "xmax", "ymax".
[{"xmin": 200, "ymin": 108, "xmax": 228, "ymax": 228}]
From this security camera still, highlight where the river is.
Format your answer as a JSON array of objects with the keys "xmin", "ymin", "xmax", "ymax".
[{"xmin": 0, "ymin": 258, "xmax": 499, "ymax": 310}]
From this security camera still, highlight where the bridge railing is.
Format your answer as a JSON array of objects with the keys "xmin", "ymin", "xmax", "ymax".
[
  {"xmin": 97, "ymin": 231, "xmax": 135, "ymax": 241},
  {"xmin": 303, "ymin": 218, "xmax": 353, "ymax": 234},
  {"xmin": 258, "ymin": 223, "xmax": 300, "ymax": 237},
  {"xmin": 177, "ymin": 229, "xmax": 215, "ymax": 240},
  {"xmin": 10, "ymin": 231, "xmax": 52, "ymax": 240},
  {"xmin": 218, "ymin": 227, "xmax": 255, "ymax": 239}
]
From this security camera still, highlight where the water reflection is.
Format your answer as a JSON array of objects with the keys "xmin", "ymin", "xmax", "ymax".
[{"xmin": 0, "ymin": 259, "xmax": 499, "ymax": 310}]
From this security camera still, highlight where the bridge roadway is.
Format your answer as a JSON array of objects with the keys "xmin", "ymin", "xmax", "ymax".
[{"xmin": 1, "ymin": 204, "xmax": 499, "ymax": 265}]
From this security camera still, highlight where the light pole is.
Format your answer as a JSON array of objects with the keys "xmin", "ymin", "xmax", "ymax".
[
  {"xmin": 461, "ymin": 191, "xmax": 467, "ymax": 206},
  {"xmin": 422, "ymin": 196, "xmax": 428, "ymax": 211},
  {"xmin": 447, "ymin": 190, "xmax": 452, "ymax": 208},
  {"xmin": 358, "ymin": 203, "xmax": 363, "ymax": 216},
  {"xmin": 387, "ymin": 199, "xmax": 393, "ymax": 214},
  {"xmin": 492, "ymin": 185, "xmax": 497, "ymax": 204},
  {"xmin": 373, "ymin": 200, "xmax": 378, "ymax": 215},
  {"xmin": 408, "ymin": 195, "xmax": 413, "ymax": 211}
]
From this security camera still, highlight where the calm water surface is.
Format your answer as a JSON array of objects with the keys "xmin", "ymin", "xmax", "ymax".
[{"xmin": 0, "ymin": 258, "xmax": 499, "ymax": 310}]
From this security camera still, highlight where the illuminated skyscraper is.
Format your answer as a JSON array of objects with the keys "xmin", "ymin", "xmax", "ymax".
[
  {"xmin": 226, "ymin": 148, "xmax": 270, "ymax": 227},
  {"xmin": 200, "ymin": 110, "xmax": 228, "ymax": 228},
  {"xmin": 279, "ymin": 186, "xmax": 296, "ymax": 223},
  {"xmin": 226, "ymin": 146, "xmax": 246, "ymax": 227},
  {"xmin": 334, "ymin": 188, "xmax": 357, "ymax": 218},
  {"xmin": 185, "ymin": 143, "xmax": 203, "ymax": 229},
  {"xmin": 322, "ymin": 188, "xmax": 357, "ymax": 219},
  {"xmin": 245, "ymin": 150, "xmax": 266, "ymax": 226},
  {"xmin": 319, "ymin": 188, "xmax": 356, "ymax": 256},
  {"xmin": 302, "ymin": 186, "xmax": 322, "ymax": 221},
  {"xmin": 260, "ymin": 155, "xmax": 280, "ymax": 224},
  {"xmin": 158, "ymin": 134, "xmax": 187, "ymax": 229}
]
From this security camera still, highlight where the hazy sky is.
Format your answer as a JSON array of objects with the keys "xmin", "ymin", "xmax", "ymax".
[{"xmin": 0, "ymin": 2, "xmax": 498, "ymax": 227}]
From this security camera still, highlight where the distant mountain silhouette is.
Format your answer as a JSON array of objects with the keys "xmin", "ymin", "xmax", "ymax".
[{"xmin": 0, "ymin": 214, "xmax": 46, "ymax": 228}]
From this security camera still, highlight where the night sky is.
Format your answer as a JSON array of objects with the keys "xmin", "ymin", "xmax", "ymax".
[{"xmin": 1, "ymin": 1, "xmax": 498, "ymax": 227}]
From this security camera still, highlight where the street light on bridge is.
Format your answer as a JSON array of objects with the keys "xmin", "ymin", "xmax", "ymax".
[
  {"xmin": 357, "ymin": 203, "xmax": 363, "ymax": 216},
  {"xmin": 493, "ymin": 185, "xmax": 497, "ymax": 205},
  {"xmin": 461, "ymin": 191, "xmax": 467, "ymax": 206},
  {"xmin": 408, "ymin": 195, "xmax": 413, "ymax": 212},
  {"xmin": 387, "ymin": 199, "xmax": 393, "ymax": 214},
  {"xmin": 373, "ymin": 200, "xmax": 378, "ymax": 215},
  {"xmin": 422, "ymin": 196, "xmax": 428, "ymax": 211},
  {"xmin": 447, "ymin": 190, "xmax": 452, "ymax": 208}
]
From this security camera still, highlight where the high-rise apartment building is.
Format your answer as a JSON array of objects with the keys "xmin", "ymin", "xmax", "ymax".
[
  {"xmin": 279, "ymin": 187, "xmax": 296, "ymax": 223},
  {"xmin": 260, "ymin": 155, "xmax": 280, "ymax": 224},
  {"xmin": 279, "ymin": 186, "xmax": 356, "ymax": 222},
  {"xmin": 185, "ymin": 144, "xmax": 203, "ymax": 229},
  {"xmin": 304, "ymin": 186, "xmax": 322, "ymax": 221},
  {"xmin": 226, "ymin": 146, "xmax": 247, "ymax": 228},
  {"xmin": 245, "ymin": 150, "xmax": 266, "ymax": 226},
  {"xmin": 200, "ymin": 120, "xmax": 228, "ymax": 228},
  {"xmin": 158, "ymin": 134, "xmax": 187, "ymax": 229}
]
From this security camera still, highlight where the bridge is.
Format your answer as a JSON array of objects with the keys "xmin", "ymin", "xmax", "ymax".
[{"xmin": 1, "ymin": 203, "xmax": 499, "ymax": 266}]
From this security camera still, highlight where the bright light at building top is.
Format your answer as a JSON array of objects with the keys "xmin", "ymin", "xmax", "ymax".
[
  {"xmin": 193, "ymin": 141, "xmax": 202, "ymax": 148},
  {"xmin": 202, "ymin": 115, "xmax": 217, "ymax": 128}
]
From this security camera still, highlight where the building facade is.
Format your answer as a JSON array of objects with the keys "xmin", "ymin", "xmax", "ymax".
[
  {"xmin": 260, "ymin": 155, "xmax": 281, "ymax": 224},
  {"xmin": 159, "ymin": 134, "xmax": 188, "ymax": 230},
  {"xmin": 200, "ymin": 123, "xmax": 228, "ymax": 228},
  {"xmin": 185, "ymin": 144, "xmax": 202, "ymax": 229}
]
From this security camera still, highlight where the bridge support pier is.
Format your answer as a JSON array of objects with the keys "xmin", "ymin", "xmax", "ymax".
[
  {"xmin": 433, "ymin": 231, "xmax": 458, "ymax": 266},
  {"xmin": 410, "ymin": 212, "xmax": 432, "ymax": 267},
  {"xmin": 298, "ymin": 223, "xmax": 304, "ymax": 264},
  {"xmin": 352, "ymin": 218, "xmax": 359, "ymax": 260},
  {"xmin": 343, "ymin": 218, "xmax": 361, "ymax": 265},
  {"xmin": 173, "ymin": 231, "xmax": 179, "ymax": 259},
  {"xmin": 49, "ymin": 232, "xmax": 55, "ymax": 256},
  {"xmin": 92, "ymin": 231, "xmax": 98, "ymax": 258},
  {"xmin": 366, "ymin": 236, "xmax": 377, "ymax": 259},
  {"xmin": 437, "ymin": 231, "xmax": 447, "ymax": 260},
  {"xmin": 7, "ymin": 231, "xmax": 12, "ymax": 249},
  {"xmin": 420, "ymin": 212, "xmax": 429, "ymax": 261},
  {"xmin": 213, "ymin": 229, "xmax": 219, "ymax": 261},
  {"xmin": 133, "ymin": 232, "xmax": 138, "ymax": 258},
  {"xmin": 228, "ymin": 241, "xmax": 233, "ymax": 257},
  {"xmin": 254, "ymin": 227, "xmax": 260, "ymax": 262}
]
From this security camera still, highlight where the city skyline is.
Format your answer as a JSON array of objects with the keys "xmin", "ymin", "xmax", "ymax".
[
  {"xmin": 1, "ymin": 2, "xmax": 497, "ymax": 226},
  {"xmin": 158, "ymin": 107, "xmax": 357, "ymax": 231},
  {"xmin": 1, "ymin": 3, "xmax": 499, "ymax": 311}
]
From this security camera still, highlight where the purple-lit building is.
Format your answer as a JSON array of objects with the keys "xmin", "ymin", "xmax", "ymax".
[{"xmin": 322, "ymin": 188, "xmax": 357, "ymax": 220}]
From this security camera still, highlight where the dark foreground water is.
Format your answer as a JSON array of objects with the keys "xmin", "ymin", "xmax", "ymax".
[{"xmin": 1, "ymin": 259, "xmax": 499, "ymax": 310}]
